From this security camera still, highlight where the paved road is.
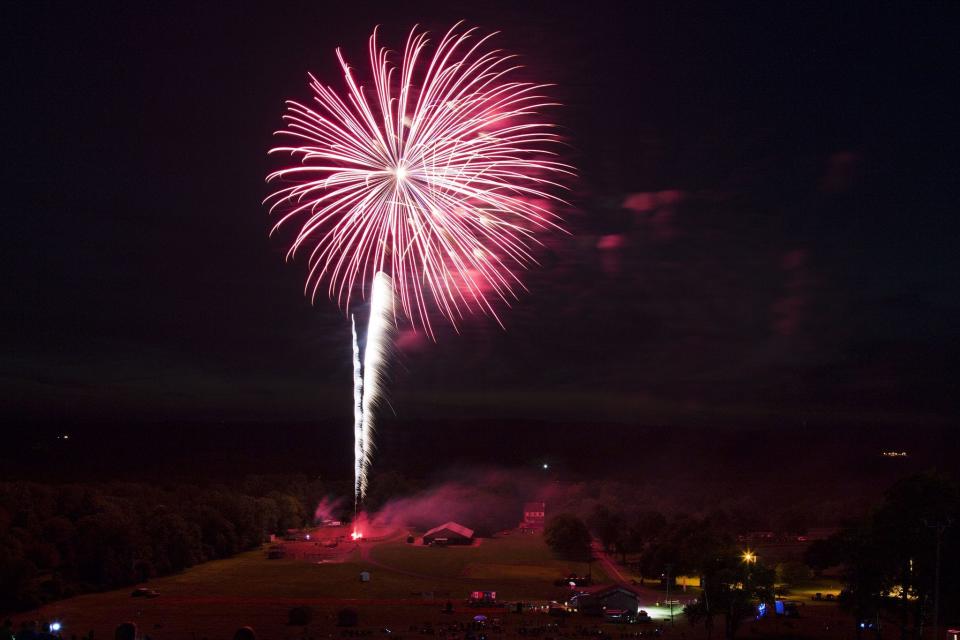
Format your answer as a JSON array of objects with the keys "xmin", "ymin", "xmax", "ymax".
[{"xmin": 590, "ymin": 540, "xmax": 675, "ymax": 604}]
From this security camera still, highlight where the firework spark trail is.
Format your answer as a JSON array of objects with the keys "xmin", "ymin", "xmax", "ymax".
[
  {"xmin": 351, "ymin": 315, "xmax": 364, "ymax": 510},
  {"xmin": 358, "ymin": 272, "xmax": 394, "ymax": 501},
  {"xmin": 266, "ymin": 23, "xmax": 572, "ymax": 339}
]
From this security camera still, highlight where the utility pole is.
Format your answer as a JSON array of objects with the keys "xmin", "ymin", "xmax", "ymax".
[
  {"xmin": 702, "ymin": 574, "xmax": 711, "ymax": 640},
  {"xmin": 665, "ymin": 564, "xmax": 674, "ymax": 624},
  {"xmin": 926, "ymin": 517, "xmax": 952, "ymax": 640}
]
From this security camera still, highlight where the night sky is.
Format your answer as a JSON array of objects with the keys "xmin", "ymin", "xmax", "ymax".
[{"xmin": 4, "ymin": 2, "xmax": 958, "ymax": 435}]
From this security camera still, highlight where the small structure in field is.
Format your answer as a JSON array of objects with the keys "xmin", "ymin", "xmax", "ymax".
[
  {"xmin": 468, "ymin": 590, "xmax": 497, "ymax": 606},
  {"xmin": 520, "ymin": 501, "xmax": 546, "ymax": 531},
  {"xmin": 423, "ymin": 522, "xmax": 474, "ymax": 545},
  {"xmin": 569, "ymin": 585, "xmax": 644, "ymax": 620}
]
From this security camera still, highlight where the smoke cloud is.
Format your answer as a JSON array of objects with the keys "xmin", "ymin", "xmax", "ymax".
[
  {"xmin": 367, "ymin": 468, "xmax": 571, "ymax": 536},
  {"xmin": 313, "ymin": 494, "xmax": 347, "ymax": 523}
]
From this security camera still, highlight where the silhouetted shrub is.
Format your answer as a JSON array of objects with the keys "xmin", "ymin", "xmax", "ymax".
[
  {"xmin": 233, "ymin": 626, "xmax": 256, "ymax": 640},
  {"xmin": 287, "ymin": 606, "xmax": 314, "ymax": 626},
  {"xmin": 114, "ymin": 622, "xmax": 136, "ymax": 640},
  {"xmin": 336, "ymin": 608, "xmax": 359, "ymax": 627}
]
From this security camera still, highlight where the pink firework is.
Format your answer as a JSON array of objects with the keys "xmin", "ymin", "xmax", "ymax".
[{"xmin": 266, "ymin": 23, "xmax": 572, "ymax": 335}]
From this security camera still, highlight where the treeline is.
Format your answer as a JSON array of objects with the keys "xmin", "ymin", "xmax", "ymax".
[
  {"xmin": 549, "ymin": 503, "xmax": 810, "ymax": 584},
  {"xmin": 805, "ymin": 471, "xmax": 959, "ymax": 637},
  {"xmin": 0, "ymin": 475, "xmax": 328, "ymax": 613},
  {"xmin": 545, "ymin": 471, "xmax": 959, "ymax": 639},
  {"xmin": 544, "ymin": 510, "xmax": 778, "ymax": 640}
]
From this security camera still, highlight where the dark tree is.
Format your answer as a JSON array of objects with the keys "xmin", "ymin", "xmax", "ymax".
[
  {"xmin": 114, "ymin": 623, "xmax": 136, "ymax": 640},
  {"xmin": 336, "ymin": 608, "xmax": 359, "ymax": 627},
  {"xmin": 149, "ymin": 511, "xmax": 201, "ymax": 574},
  {"xmin": 626, "ymin": 510, "xmax": 666, "ymax": 556},
  {"xmin": 816, "ymin": 472, "xmax": 958, "ymax": 639},
  {"xmin": 588, "ymin": 505, "xmax": 624, "ymax": 554},
  {"xmin": 233, "ymin": 626, "xmax": 256, "ymax": 640},
  {"xmin": 544, "ymin": 514, "xmax": 592, "ymax": 561},
  {"xmin": 288, "ymin": 606, "xmax": 314, "ymax": 626},
  {"xmin": 641, "ymin": 513, "xmax": 732, "ymax": 581},
  {"xmin": 0, "ymin": 542, "xmax": 36, "ymax": 612},
  {"xmin": 804, "ymin": 537, "xmax": 842, "ymax": 577},
  {"xmin": 0, "ymin": 477, "xmax": 323, "ymax": 613},
  {"xmin": 774, "ymin": 561, "xmax": 810, "ymax": 593},
  {"xmin": 834, "ymin": 522, "xmax": 889, "ymax": 640},
  {"xmin": 684, "ymin": 552, "xmax": 774, "ymax": 640}
]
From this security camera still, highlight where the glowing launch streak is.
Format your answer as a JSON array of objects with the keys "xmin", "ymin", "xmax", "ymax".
[
  {"xmin": 349, "ymin": 274, "xmax": 394, "ymax": 506},
  {"xmin": 358, "ymin": 272, "xmax": 394, "ymax": 501},
  {"xmin": 351, "ymin": 315, "xmax": 364, "ymax": 508}
]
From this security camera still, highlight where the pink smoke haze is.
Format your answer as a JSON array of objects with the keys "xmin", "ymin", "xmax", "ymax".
[
  {"xmin": 395, "ymin": 329, "xmax": 428, "ymax": 352},
  {"xmin": 340, "ymin": 467, "xmax": 703, "ymax": 538},
  {"xmin": 313, "ymin": 495, "xmax": 346, "ymax": 523},
  {"xmin": 772, "ymin": 248, "xmax": 811, "ymax": 337},
  {"xmin": 596, "ymin": 234, "xmax": 627, "ymax": 276},
  {"xmin": 819, "ymin": 151, "xmax": 862, "ymax": 193},
  {"xmin": 596, "ymin": 234, "xmax": 626, "ymax": 251},
  {"xmin": 365, "ymin": 469, "xmax": 575, "ymax": 534},
  {"xmin": 622, "ymin": 190, "xmax": 685, "ymax": 241}
]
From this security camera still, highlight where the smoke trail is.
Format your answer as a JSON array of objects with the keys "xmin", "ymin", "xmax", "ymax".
[{"xmin": 351, "ymin": 315, "xmax": 364, "ymax": 511}]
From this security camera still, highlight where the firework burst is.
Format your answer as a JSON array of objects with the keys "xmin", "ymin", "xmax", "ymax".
[
  {"xmin": 265, "ymin": 23, "xmax": 571, "ymax": 508},
  {"xmin": 266, "ymin": 23, "xmax": 571, "ymax": 336}
]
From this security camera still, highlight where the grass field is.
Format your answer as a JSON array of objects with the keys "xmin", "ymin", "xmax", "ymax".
[
  {"xmin": 369, "ymin": 535, "xmax": 609, "ymax": 587},
  {"xmin": 785, "ymin": 578, "xmax": 843, "ymax": 607},
  {"xmin": 22, "ymin": 535, "xmax": 849, "ymax": 640},
  {"xmin": 25, "ymin": 535, "xmax": 608, "ymax": 640}
]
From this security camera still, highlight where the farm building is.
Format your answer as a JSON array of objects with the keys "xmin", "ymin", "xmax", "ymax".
[
  {"xmin": 468, "ymin": 590, "xmax": 497, "ymax": 605},
  {"xmin": 569, "ymin": 585, "xmax": 644, "ymax": 619},
  {"xmin": 423, "ymin": 521, "xmax": 475, "ymax": 545},
  {"xmin": 520, "ymin": 501, "xmax": 546, "ymax": 531}
]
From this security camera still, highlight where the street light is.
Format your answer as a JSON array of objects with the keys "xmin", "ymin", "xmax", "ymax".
[{"xmin": 741, "ymin": 550, "xmax": 757, "ymax": 564}]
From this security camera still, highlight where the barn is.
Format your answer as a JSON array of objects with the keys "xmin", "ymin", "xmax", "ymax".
[
  {"xmin": 422, "ymin": 521, "xmax": 475, "ymax": 545},
  {"xmin": 569, "ymin": 586, "xmax": 643, "ymax": 619},
  {"xmin": 521, "ymin": 501, "xmax": 546, "ymax": 530}
]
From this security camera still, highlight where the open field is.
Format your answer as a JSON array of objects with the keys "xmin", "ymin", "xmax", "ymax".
[
  {"xmin": 21, "ymin": 534, "xmax": 854, "ymax": 640},
  {"xmin": 786, "ymin": 578, "xmax": 844, "ymax": 609},
  {"xmin": 23, "ymin": 535, "xmax": 610, "ymax": 640},
  {"xmin": 369, "ymin": 534, "xmax": 610, "ymax": 586}
]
